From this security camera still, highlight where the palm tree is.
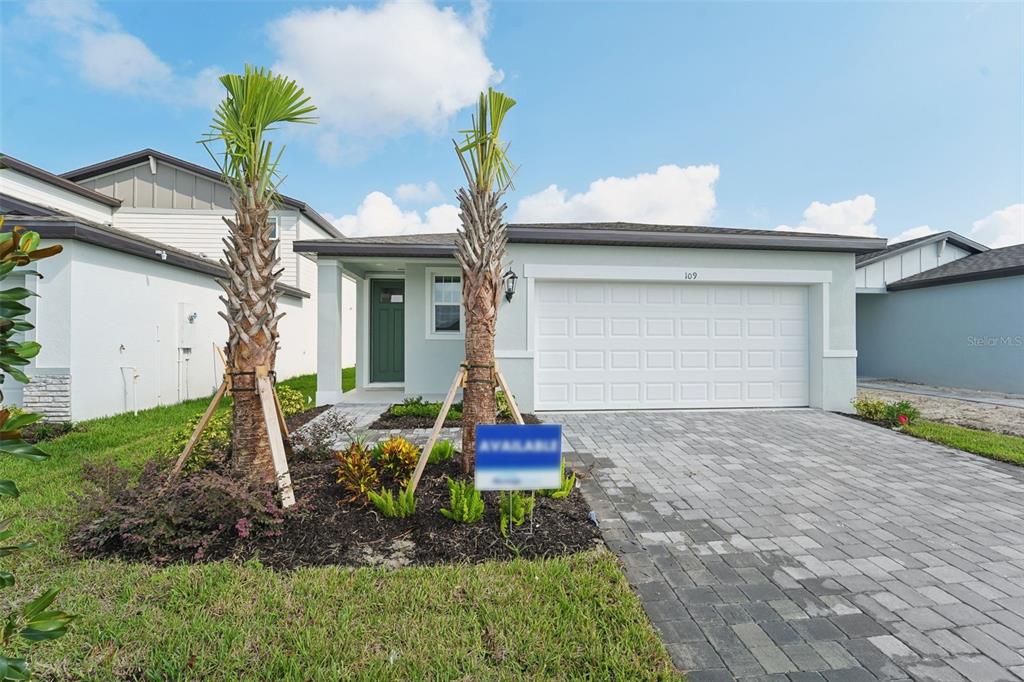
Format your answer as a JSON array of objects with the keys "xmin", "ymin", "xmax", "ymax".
[
  {"xmin": 453, "ymin": 88, "xmax": 516, "ymax": 472},
  {"xmin": 201, "ymin": 65, "xmax": 317, "ymax": 484}
]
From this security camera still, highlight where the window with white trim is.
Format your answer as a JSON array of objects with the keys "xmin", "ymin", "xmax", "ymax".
[
  {"xmin": 429, "ymin": 271, "xmax": 462, "ymax": 335},
  {"xmin": 268, "ymin": 216, "xmax": 280, "ymax": 241}
]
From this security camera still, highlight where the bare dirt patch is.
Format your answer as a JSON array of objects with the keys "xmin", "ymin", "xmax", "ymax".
[{"xmin": 858, "ymin": 387, "xmax": 1024, "ymax": 437}]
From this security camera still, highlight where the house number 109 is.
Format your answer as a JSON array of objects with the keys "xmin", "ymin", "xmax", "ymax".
[{"xmin": 683, "ymin": 271, "xmax": 699, "ymax": 280}]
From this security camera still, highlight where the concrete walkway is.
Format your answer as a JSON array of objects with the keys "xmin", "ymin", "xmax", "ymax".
[{"xmin": 556, "ymin": 409, "xmax": 1024, "ymax": 681}]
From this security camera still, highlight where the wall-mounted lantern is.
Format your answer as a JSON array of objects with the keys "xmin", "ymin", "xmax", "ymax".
[{"xmin": 502, "ymin": 267, "xmax": 518, "ymax": 302}]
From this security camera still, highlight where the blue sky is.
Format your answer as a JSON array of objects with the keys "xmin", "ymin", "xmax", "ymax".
[{"xmin": 2, "ymin": 1, "xmax": 1022, "ymax": 246}]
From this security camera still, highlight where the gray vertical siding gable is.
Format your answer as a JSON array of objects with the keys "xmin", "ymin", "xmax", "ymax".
[{"xmin": 77, "ymin": 160, "xmax": 234, "ymax": 211}]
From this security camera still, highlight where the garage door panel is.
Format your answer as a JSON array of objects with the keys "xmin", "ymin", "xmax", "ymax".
[{"xmin": 534, "ymin": 281, "xmax": 810, "ymax": 410}]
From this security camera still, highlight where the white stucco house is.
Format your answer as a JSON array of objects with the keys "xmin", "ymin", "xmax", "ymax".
[
  {"xmin": 297, "ymin": 225, "xmax": 885, "ymax": 413},
  {"xmin": 0, "ymin": 150, "xmax": 355, "ymax": 421},
  {"xmin": 855, "ymin": 232, "xmax": 1023, "ymax": 393}
]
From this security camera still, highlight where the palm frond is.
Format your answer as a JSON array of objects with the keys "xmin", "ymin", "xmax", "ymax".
[
  {"xmin": 199, "ymin": 64, "xmax": 317, "ymax": 207},
  {"xmin": 455, "ymin": 88, "xmax": 516, "ymax": 193}
]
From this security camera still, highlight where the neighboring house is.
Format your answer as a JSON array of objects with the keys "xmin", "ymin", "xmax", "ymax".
[
  {"xmin": 857, "ymin": 241, "xmax": 1024, "ymax": 394},
  {"xmin": 296, "ymin": 224, "xmax": 885, "ymax": 413},
  {"xmin": 0, "ymin": 151, "xmax": 355, "ymax": 421}
]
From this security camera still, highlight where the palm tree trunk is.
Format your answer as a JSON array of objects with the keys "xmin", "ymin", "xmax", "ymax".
[
  {"xmin": 219, "ymin": 203, "xmax": 283, "ymax": 485},
  {"xmin": 455, "ymin": 187, "xmax": 506, "ymax": 472}
]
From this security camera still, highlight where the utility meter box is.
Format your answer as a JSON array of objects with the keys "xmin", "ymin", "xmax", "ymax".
[{"xmin": 177, "ymin": 303, "xmax": 198, "ymax": 350}]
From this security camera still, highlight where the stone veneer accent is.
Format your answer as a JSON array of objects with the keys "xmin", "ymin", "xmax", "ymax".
[{"xmin": 23, "ymin": 373, "xmax": 72, "ymax": 422}]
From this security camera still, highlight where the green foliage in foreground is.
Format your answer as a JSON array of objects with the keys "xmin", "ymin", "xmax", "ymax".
[
  {"xmin": 905, "ymin": 420, "xmax": 1024, "ymax": 467},
  {"xmin": 427, "ymin": 439, "xmax": 456, "ymax": 465},
  {"xmin": 852, "ymin": 397, "xmax": 920, "ymax": 426},
  {"xmin": 367, "ymin": 483, "xmax": 416, "ymax": 519},
  {"xmin": 0, "ymin": 371, "xmax": 678, "ymax": 680},
  {"xmin": 439, "ymin": 479, "xmax": 485, "ymax": 523},
  {"xmin": 498, "ymin": 491, "xmax": 535, "ymax": 537},
  {"xmin": 539, "ymin": 459, "xmax": 576, "ymax": 500}
]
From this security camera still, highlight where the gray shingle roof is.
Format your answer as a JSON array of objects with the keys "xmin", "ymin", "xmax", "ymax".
[
  {"xmin": 887, "ymin": 243, "xmax": 1024, "ymax": 291},
  {"xmin": 855, "ymin": 230, "xmax": 987, "ymax": 266},
  {"xmin": 0, "ymin": 153, "xmax": 123, "ymax": 207},
  {"xmin": 296, "ymin": 222, "xmax": 886, "ymax": 256}
]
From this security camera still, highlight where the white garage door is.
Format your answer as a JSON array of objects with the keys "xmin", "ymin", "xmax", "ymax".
[{"xmin": 533, "ymin": 281, "xmax": 809, "ymax": 410}]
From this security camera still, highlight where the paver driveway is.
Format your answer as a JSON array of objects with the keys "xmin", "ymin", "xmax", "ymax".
[{"xmin": 555, "ymin": 409, "xmax": 1024, "ymax": 682}]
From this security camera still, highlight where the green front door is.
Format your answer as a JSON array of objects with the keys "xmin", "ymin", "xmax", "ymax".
[{"xmin": 369, "ymin": 279, "xmax": 405, "ymax": 383}]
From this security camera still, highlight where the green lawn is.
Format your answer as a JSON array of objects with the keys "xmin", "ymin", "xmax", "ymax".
[
  {"xmin": 905, "ymin": 419, "xmax": 1024, "ymax": 467},
  {"xmin": 1, "ymin": 371, "xmax": 677, "ymax": 680}
]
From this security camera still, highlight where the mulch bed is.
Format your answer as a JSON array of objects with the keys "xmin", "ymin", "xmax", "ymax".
[
  {"xmin": 369, "ymin": 411, "xmax": 542, "ymax": 430},
  {"xmin": 285, "ymin": 404, "xmax": 331, "ymax": 432},
  {"xmin": 246, "ymin": 456, "xmax": 600, "ymax": 569}
]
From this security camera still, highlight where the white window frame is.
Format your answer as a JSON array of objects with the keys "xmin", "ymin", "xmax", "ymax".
[
  {"xmin": 268, "ymin": 216, "xmax": 280, "ymax": 241},
  {"xmin": 425, "ymin": 267, "xmax": 464, "ymax": 339}
]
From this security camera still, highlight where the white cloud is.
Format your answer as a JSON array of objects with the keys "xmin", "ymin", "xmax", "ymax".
[
  {"xmin": 23, "ymin": 0, "xmax": 221, "ymax": 106},
  {"xmin": 395, "ymin": 181, "xmax": 444, "ymax": 204},
  {"xmin": 776, "ymin": 194, "xmax": 879, "ymax": 237},
  {"xmin": 330, "ymin": 191, "xmax": 460, "ymax": 238},
  {"xmin": 513, "ymin": 165, "xmax": 720, "ymax": 224},
  {"xmin": 889, "ymin": 225, "xmax": 937, "ymax": 244},
  {"xmin": 969, "ymin": 204, "xmax": 1024, "ymax": 248},
  {"xmin": 269, "ymin": 0, "xmax": 501, "ymax": 157}
]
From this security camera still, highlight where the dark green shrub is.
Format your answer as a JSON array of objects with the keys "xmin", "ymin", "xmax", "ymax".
[
  {"xmin": 367, "ymin": 483, "xmax": 416, "ymax": 518},
  {"xmin": 389, "ymin": 396, "xmax": 462, "ymax": 421},
  {"xmin": 440, "ymin": 479, "xmax": 484, "ymax": 523}
]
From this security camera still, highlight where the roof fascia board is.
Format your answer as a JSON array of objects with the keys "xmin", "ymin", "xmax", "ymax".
[
  {"xmin": 507, "ymin": 226, "xmax": 884, "ymax": 253},
  {"xmin": 0, "ymin": 155, "xmax": 122, "ymax": 208},
  {"xmin": 886, "ymin": 266, "xmax": 1024, "ymax": 291}
]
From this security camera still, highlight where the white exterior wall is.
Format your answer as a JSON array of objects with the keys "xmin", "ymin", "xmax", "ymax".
[
  {"xmin": 0, "ymin": 168, "xmax": 115, "ymax": 224},
  {"xmin": 856, "ymin": 241, "xmax": 971, "ymax": 289},
  {"xmin": 25, "ymin": 240, "xmax": 316, "ymax": 421},
  {"xmin": 323, "ymin": 245, "xmax": 859, "ymax": 414}
]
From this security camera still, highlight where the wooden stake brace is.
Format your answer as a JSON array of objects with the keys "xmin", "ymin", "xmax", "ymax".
[
  {"xmin": 169, "ymin": 363, "xmax": 296, "ymax": 508},
  {"xmin": 407, "ymin": 360, "xmax": 526, "ymax": 495}
]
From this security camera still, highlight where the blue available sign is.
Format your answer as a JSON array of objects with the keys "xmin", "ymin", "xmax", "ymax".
[{"xmin": 474, "ymin": 424, "xmax": 563, "ymax": 491}]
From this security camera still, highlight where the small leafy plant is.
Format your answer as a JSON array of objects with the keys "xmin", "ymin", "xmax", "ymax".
[
  {"xmin": 498, "ymin": 491, "xmax": 535, "ymax": 537},
  {"xmin": 367, "ymin": 483, "xmax": 416, "ymax": 518},
  {"xmin": 439, "ymin": 479, "xmax": 485, "ymax": 523},
  {"xmin": 428, "ymin": 439, "xmax": 456, "ymax": 465},
  {"xmin": 495, "ymin": 390, "xmax": 513, "ymax": 420},
  {"xmin": 372, "ymin": 436, "xmax": 420, "ymax": 482},
  {"xmin": 335, "ymin": 437, "xmax": 379, "ymax": 502},
  {"xmin": 852, "ymin": 397, "xmax": 920, "ymax": 427},
  {"xmin": 539, "ymin": 459, "xmax": 576, "ymax": 500},
  {"xmin": 274, "ymin": 385, "xmax": 309, "ymax": 418},
  {"xmin": 851, "ymin": 397, "xmax": 887, "ymax": 422},
  {"xmin": 884, "ymin": 400, "xmax": 920, "ymax": 427}
]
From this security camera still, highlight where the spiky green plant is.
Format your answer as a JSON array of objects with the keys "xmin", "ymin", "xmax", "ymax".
[
  {"xmin": 367, "ymin": 483, "xmax": 416, "ymax": 519},
  {"xmin": 439, "ymin": 479, "xmax": 485, "ymax": 523}
]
